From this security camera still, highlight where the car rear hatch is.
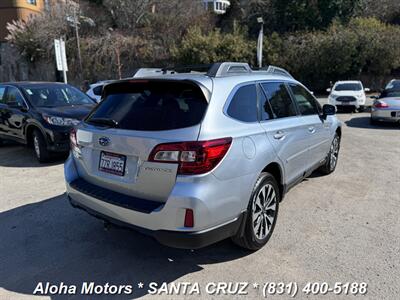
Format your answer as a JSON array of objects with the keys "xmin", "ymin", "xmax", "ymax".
[{"xmin": 72, "ymin": 79, "xmax": 210, "ymax": 203}]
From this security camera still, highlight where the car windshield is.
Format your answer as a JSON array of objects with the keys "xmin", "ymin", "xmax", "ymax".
[
  {"xmin": 22, "ymin": 84, "xmax": 94, "ymax": 107},
  {"xmin": 334, "ymin": 83, "xmax": 362, "ymax": 91}
]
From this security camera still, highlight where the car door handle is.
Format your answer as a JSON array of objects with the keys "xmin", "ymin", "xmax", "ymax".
[
  {"xmin": 308, "ymin": 126, "xmax": 316, "ymax": 134},
  {"xmin": 273, "ymin": 131, "xmax": 286, "ymax": 140}
]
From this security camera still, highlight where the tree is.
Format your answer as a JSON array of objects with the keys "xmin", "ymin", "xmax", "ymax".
[
  {"xmin": 266, "ymin": 18, "xmax": 400, "ymax": 90},
  {"xmin": 6, "ymin": 2, "xmax": 74, "ymax": 62},
  {"xmin": 172, "ymin": 26, "xmax": 255, "ymax": 65},
  {"xmin": 217, "ymin": 0, "xmax": 245, "ymax": 32},
  {"xmin": 270, "ymin": 0, "xmax": 360, "ymax": 32},
  {"xmin": 242, "ymin": 0, "xmax": 360, "ymax": 34},
  {"xmin": 102, "ymin": 0, "xmax": 153, "ymax": 30},
  {"xmin": 357, "ymin": 0, "xmax": 400, "ymax": 24}
]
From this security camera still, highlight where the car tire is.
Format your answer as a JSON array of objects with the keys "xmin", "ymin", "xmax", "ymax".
[
  {"xmin": 32, "ymin": 129, "xmax": 50, "ymax": 163},
  {"xmin": 232, "ymin": 172, "xmax": 280, "ymax": 251},
  {"xmin": 319, "ymin": 133, "xmax": 340, "ymax": 175},
  {"xmin": 359, "ymin": 105, "xmax": 365, "ymax": 112}
]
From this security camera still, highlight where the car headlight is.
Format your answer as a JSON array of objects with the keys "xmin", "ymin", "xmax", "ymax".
[{"xmin": 43, "ymin": 115, "xmax": 80, "ymax": 126}]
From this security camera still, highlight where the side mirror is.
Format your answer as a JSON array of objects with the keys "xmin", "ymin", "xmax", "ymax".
[
  {"xmin": 326, "ymin": 88, "xmax": 332, "ymax": 93},
  {"xmin": 322, "ymin": 104, "xmax": 336, "ymax": 120},
  {"xmin": 364, "ymin": 88, "xmax": 370, "ymax": 92}
]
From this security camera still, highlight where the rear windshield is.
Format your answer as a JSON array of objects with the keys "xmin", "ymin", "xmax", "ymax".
[
  {"xmin": 86, "ymin": 80, "xmax": 208, "ymax": 131},
  {"xmin": 334, "ymin": 83, "xmax": 362, "ymax": 91}
]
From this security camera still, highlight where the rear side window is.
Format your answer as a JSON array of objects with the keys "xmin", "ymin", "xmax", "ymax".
[
  {"xmin": 258, "ymin": 85, "xmax": 274, "ymax": 121},
  {"xmin": 289, "ymin": 83, "xmax": 321, "ymax": 116},
  {"xmin": 86, "ymin": 80, "xmax": 208, "ymax": 131},
  {"xmin": 227, "ymin": 84, "xmax": 258, "ymax": 122},
  {"xmin": 261, "ymin": 82, "xmax": 297, "ymax": 118}
]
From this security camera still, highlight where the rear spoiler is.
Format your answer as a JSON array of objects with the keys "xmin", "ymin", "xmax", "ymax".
[{"xmin": 101, "ymin": 79, "xmax": 212, "ymax": 103}]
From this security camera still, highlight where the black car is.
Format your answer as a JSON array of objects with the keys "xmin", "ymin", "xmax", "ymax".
[{"xmin": 0, "ymin": 82, "xmax": 96, "ymax": 162}]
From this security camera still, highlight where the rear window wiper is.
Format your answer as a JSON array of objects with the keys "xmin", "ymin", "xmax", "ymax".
[{"xmin": 87, "ymin": 117, "xmax": 119, "ymax": 128}]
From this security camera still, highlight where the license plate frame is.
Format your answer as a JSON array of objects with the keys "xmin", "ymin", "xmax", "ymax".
[{"xmin": 98, "ymin": 151, "xmax": 127, "ymax": 177}]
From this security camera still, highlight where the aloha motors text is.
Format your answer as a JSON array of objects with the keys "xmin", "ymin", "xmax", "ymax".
[{"xmin": 33, "ymin": 281, "xmax": 250, "ymax": 296}]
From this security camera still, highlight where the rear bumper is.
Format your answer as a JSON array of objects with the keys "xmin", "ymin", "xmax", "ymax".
[
  {"xmin": 68, "ymin": 195, "xmax": 244, "ymax": 249},
  {"xmin": 64, "ymin": 149, "xmax": 251, "ymax": 248},
  {"xmin": 371, "ymin": 109, "xmax": 400, "ymax": 123}
]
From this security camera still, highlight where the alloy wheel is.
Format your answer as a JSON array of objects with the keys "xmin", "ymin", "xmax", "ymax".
[
  {"xmin": 330, "ymin": 136, "xmax": 340, "ymax": 171},
  {"xmin": 252, "ymin": 183, "xmax": 277, "ymax": 240},
  {"xmin": 33, "ymin": 135, "xmax": 40, "ymax": 158}
]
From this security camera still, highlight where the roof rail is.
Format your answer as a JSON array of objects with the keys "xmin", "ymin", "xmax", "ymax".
[
  {"xmin": 206, "ymin": 62, "xmax": 293, "ymax": 78},
  {"xmin": 206, "ymin": 62, "xmax": 252, "ymax": 77},
  {"xmin": 257, "ymin": 65, "xmax": 294, "ymax": 79},
  {"xmin": 143, "ymin": 62, "xmax": 293, "ymax": 79},
  {"xmin": 163, "ymin": 64, "xmax": 213, "ymax": 74}
]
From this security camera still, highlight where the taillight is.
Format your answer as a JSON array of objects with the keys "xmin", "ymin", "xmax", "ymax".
[
  {"xmin": 374, "ymin": 101, "xmax": 389, "ymax": 108},
  {"xmin": 148, "ymin": 137, "xmax": 232, "ymax": 175},
  {"xmin": 70, "ymin": 128, "xmax": 78, "ymax": 150}
]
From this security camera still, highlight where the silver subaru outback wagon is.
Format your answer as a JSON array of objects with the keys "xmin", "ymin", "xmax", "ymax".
[{"xmin": 65, "ymin": 62, "xmax": 341, "ymax": 250}]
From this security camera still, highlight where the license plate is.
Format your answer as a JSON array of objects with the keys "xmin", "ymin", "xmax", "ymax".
[
  {"xmin": 99, "ymin": 151, "xmax": 126, "ymax": 176},
  {"xmin": 396, "ymin": 111, "xmax": 400, "ymax": 117}
]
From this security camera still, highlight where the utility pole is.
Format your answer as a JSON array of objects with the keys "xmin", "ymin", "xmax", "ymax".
[
  {"xmin": 257, "ymin": 17, "xmax": 264, "ymax": 69},
  {"xmin": 73, "ymin": 4, "xmax": 83, "ymax": 78},
  {"xmin": 60, "ymin": 37, "xmax": 68, "ymax": 83}
]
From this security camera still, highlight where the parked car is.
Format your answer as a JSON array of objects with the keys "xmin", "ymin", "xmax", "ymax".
[
  {"xmin": 327, "ymin": 81, "xmax": 370, "ymax": 112},
  {"xmin": 132, "ymin": 68, "xmax": 167, "ymax": 78},
  {"xmin": 86, "ymin": 80, "xmax": 114, "ymax": 103},
  {"xmin": 384, "ymin": 79, "xmax": 400, "ymax": 90},
  {"xmin": 65, "ymin": 62, "xmax": 341, "ymax": 250},
  {"xmin": 370, "ymin": 81, "xmax": 400, "ymax": 125},
  {"xmin": 86, "ymin": 70, "xmax": 172, "ymax": 102},
  {"xmin": 0, "ymin": 82, "xmax": 96, "ymax": 162}
]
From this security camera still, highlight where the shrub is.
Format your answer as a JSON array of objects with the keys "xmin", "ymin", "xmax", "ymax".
[
  {"xmin": 267, "ymin": 18, "xmax": 400, "ymax": 90},
  {"xmin": 172, "ymin": 26, "xmax": 256, "ymax": 65}
]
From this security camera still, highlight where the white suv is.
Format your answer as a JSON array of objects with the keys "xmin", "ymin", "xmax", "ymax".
[{"xmin": 327, "ymin": 81, "xmax": 370, "ymax": 112}]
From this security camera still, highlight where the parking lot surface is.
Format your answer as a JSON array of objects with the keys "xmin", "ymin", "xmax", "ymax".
[{"xmin": 0, "ymin": 112, "xmax": 399, "ymax": 299}]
